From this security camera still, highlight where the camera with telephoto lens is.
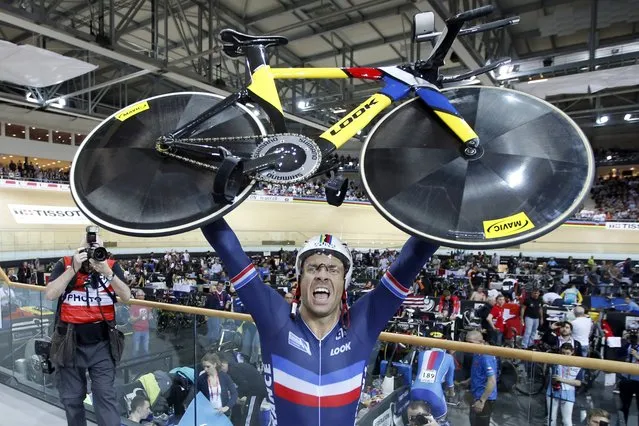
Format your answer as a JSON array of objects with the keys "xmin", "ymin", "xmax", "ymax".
[{"xmin": 81, "ymin": 225, "xmax": 108, "ymax": 262}]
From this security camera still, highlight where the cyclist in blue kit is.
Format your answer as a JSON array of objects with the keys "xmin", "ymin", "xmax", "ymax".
[
  {"xmin": 411, "ymin": 337, "xmax": 456, "ymax": 426},
  {"xmin": 201, "ymin": 219, "xmax": 437, "ymax": 426}
]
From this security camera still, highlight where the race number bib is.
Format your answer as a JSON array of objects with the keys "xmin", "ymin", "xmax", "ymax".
[{"xmin": 419, "ymin": 369, "xmax": 437, "ymax": 383}]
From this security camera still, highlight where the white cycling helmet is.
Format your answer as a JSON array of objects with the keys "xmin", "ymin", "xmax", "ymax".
[{"xmin": 295, "ymin": 234, "xmax": 353, "ymax": 288}]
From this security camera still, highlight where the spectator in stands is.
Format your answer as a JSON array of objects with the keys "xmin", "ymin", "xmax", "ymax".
[
  {"xmin": 561, "ymin": 282, "xmax": 583, "ymax": 305},
  {"xmin": 469, "ymin": 287, "xmax": 486, "ymax": 302},
  {"xmin": 128, "ymin": 395, "xmax": 151, "ymax": 424},
  {"xmin": 490, "ymin": 253, "xmax": 500, "ymax": 272},
  {"xmin": 205, "ymin": 282, "xmax": 231, "ymax": 345},
  {"xmin": 546, "ymin": 343, "xmax": 582, "ymax": 426},
  {"xmin": 521, "ymin": 288, "xmax": 543, "ymax": 348},
  {"xmin": 622, "ymin": 258, "xmax": 635, "ymax": 278},
  {"xmin": 543, "ymin": 289, "xmax": 564, "ymax": 306},
  {"xmin": 129, "ymin": 289, "xmax": 152, "ymax": 357},
  {"xmin": 437, "ymin": 290, "xmax": 460, "ymax": 320},
  {"xmin": 486, "ymin": 294, "xmax": 506, "ymax": 345},
  {"xmin": 219, "ymin": 354, "xmax": 267, "ymax": 426},
  {"xmin": 197, "ymin": 352, "xmax": 238, "ymax": 417},
  {"xmin": 548, "ymin": 321, "xmax": 583, "ymax": 356},
  {"xmin": 17, "ymin": 261, "xmax": 32, "ymax": 284},
  {"xmin": 585, "ymin": 408, "xmax": 610, "ymax": 426},
  {"xmin": 623, "ymin": 295, "xmax": 639, "ymax": 314},
  {"xmin": 571, "ymin": 307, "xmax": 592, "ymax": 357},
  {"xmin": 284, "ymin": 292, "xmax": 294, "ymax": 304}
]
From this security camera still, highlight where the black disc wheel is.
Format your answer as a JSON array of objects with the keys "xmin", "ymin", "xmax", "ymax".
[
  {"xmin": 361, "ymin": 86, "xmax": 595, "ymax": 248},
  {"xmin": 70, "ymin": 92, "xmax": 266, "ymax": 237}
]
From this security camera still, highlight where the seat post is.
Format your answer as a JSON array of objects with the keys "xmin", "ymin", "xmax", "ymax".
[{"xmin": 245, "ymin": 45, "xmax": 270, "ymax": 82}]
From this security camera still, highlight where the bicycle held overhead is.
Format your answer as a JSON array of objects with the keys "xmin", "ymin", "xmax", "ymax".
[{"xmin": 70, "ymin": 5, "xmax": 594, "ymax": 251}]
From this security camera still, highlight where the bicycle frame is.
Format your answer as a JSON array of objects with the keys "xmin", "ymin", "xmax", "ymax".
[
  {"xmin": 169, "ymin": 45, "xmax": 480, "ymax": 159},
  {"xmin": 165, "ymin": 5, "xmax": 519, "ymax": 165}
]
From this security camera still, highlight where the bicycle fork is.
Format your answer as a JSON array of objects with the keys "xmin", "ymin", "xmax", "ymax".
[{"xmin": 416, "ymin": 87, "xmax": 481, "ymax": 157}]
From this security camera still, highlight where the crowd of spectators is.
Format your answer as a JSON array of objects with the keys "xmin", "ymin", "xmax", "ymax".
[
  {"xmin": 4, "ymin": 247, "xmax": 637, "ymax": 424},
  {"xmin": 0, "ymin": 159, "xmax": 69, "ymax": 183},
  {"xmin": 574, "ymin": 175, "xmax": 639, "ymax": 222},
  {"xmin": 257, "ymin": 178, "xmax": 368, "ymax": 201},
  {"xmin": 589, "ymin": 175, "xmax": 639, "ymax": 221}
]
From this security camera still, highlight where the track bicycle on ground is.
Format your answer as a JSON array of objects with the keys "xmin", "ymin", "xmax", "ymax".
[{"xmin": 70, "ymin": 5, "xmax": 594, "ymax": 249}]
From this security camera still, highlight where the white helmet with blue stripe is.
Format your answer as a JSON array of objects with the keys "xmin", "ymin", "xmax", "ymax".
[{"xmin": 295, "ymin": 234, "xmax": 353, "ymax": 289}]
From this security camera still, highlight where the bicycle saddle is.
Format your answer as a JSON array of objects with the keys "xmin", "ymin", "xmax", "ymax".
[{"xmin": 219, "ymin": 29, "xmax": 288, "ymax": 58}]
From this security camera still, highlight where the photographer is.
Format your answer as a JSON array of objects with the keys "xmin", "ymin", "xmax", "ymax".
[
  {"xmin": 585, "ymin": 408, "xmax": 610, "ymax": 426},
  {"xmin": 44, "ymin": 227, "xmax": 131, "ymax": 426},
  {"xmin": 406, "ymin": 400, "xmax": 439, "ymax": 426},
  {"xmin": 618, "ymin": 329, "xmax": 639, "ymax": 425}
]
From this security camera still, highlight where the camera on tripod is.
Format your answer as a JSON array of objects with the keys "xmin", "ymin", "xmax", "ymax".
[{"xmin": 80, "ymin": 225, "xmax": 108, "ymax": 262}]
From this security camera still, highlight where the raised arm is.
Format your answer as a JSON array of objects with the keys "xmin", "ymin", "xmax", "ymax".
[
  {"xmin": 353, "ymin": 236, "xmax": 438, "ymax": 341},
  {"xmin": 201, "ymin": 219, "xmax": 289, "ymax": 333}
]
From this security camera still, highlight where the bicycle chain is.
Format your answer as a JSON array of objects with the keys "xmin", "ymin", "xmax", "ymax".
[{"xmin": 157, "ymin": 133, "xmax": 305, "ymax": 175}]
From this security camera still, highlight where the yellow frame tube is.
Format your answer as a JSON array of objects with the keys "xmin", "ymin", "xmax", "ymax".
[
  {"xmin": 270, "ymin": 67, "xmax": 349, "ymax": 79},
  {"xmin": 319, "ymin": 93, "xmax": 393, "ymax": 149}
]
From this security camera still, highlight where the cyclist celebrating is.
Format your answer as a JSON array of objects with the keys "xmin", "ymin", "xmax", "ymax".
[
  {"xmin": 411, "ymin": 332, "xmax": 456, "ymax": 426},
  {"xmin": 201, "ymin": 219, "xmax": 437, "ymax": 426}
]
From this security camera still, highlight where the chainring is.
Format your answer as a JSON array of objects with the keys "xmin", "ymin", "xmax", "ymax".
[{"xmin": 251, "ymin": 134, "xmax": 322, "ymax": 184}]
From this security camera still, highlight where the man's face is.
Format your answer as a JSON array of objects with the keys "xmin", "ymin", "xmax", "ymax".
[
  {"xmin": 626, "ymin": 297, "xmax": 632, "ymax": 305},
  {"xmin": 532, "ymin": 290, "xmax": 540, "ymax": 299},
  {"xmin": 560, "ymin": 323, "xmax": 572, "ymax": 337},
  {"xmin": 216, "ymin": 283, "xmax": 224, "ymax": 293},
  {"xmin": 220, "ymin": 362, "xmax": 229, "ymax": 373},
  {"xmin": 300, "ymin": 253, "xmax": 345, "ymax": 319},
  {"xmin": 496, "ymin": 296, "xmax": 505, "ymax": 306},
  {"xmin": 284, "ymin": 293, "xmax": 294, "ymax": 304}
]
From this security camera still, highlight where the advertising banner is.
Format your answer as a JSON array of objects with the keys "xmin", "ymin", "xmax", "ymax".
[
  {"xmin": 605, "ymin": 222, "xmax": 639, "ymax": 231},
  {"xmin": 8, "ymin": 204, "xmax": 90, "ymax": 225}
]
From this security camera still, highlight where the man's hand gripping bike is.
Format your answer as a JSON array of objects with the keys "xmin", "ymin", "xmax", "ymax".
[{"xmin": 70, "ymin": 5, "xmax": 594, "ymax": 248}]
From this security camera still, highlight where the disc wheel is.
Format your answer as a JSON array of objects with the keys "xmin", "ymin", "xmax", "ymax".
[
  {"xmin": 361, "ymin": 86, "xmax": 595, "ymax": 249},
  {"xmin": 70, "ymin": 92, "xmax": 266, "ymax": 237}
]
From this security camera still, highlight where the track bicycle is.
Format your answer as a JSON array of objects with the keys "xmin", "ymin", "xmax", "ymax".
[{"xmin": 70, "ymin": 5, "xmax": 595, "ymax": 249}]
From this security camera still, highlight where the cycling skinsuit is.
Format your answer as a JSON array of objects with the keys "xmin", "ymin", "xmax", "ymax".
[
  {"xmin": 411, "ymin": 349, "xmax": 455, "ymax": 421},
  {"xmin": 202, "ymin": 219, "xmax": 437, "ymax": 426}
]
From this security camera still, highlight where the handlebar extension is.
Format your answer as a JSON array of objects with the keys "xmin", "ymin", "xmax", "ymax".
[
  {"xmin": 439, "ymin": 57, "xmax": 511, "ymax": 84},
  {"xmin": 415, "ymin": 16, "xmax": 520, "ymax": 43},
  {"xmin": 451, "ymin": 5, "xmax": 495, "ymax": 23}
]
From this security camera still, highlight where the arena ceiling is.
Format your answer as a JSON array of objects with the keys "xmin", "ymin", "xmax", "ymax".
[{"xmin": 0, "ymin": 0, "xmax": 637, "ymax": 149}]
